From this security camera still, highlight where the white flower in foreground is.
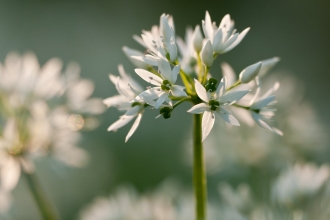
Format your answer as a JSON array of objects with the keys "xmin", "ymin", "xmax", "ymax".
[
  {"xmin": 131, "ymin": 14, "xmax": 177, "ymax": 66},
  {"xmin": 272, "ymin": 163, "xmax": 330, "ymax": 206},
  {"xmin": 202, "ymin": 11, "xmax": 250, "ymax": 54},
  {"xmin": 104, "ymin": 65, "xmax": 148, "ymax": 142},
  {"xmin": 135, "ymin": 55, "xmax": 187, "ymax": 109},
  {"xmin": 187, "ymin": 78, "xmax": 249, "ymax": 141}
]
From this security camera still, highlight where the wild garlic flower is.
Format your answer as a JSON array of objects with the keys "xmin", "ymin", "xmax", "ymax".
[
  {"xmin": 135, "ymin": 55, "xmax": 187, "ymax": 109},
  {"xmin": 187, "ymin": 78, "xmax": 249, "ymax": 140},
  {"xmin": 106, "ymin": 11, "xmax": 282, "ymax": 142},
  {"xmin": 202, "ymin": 11, "xmax": 250, "ymax": 55},
  {"xmin": 104, "ymin": 65, "xmax": 149, "ymax": 142},
  {"xmin": 131, "ymin": 14, "xmax": 177, "ymax": 65}
]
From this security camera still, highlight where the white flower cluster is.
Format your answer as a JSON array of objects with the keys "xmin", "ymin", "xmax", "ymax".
[
  {"xmin": 0, "ymin": 52, "xmax": 104, "ymax": 212},
  {"xmin": 105, "ymin": 11, "xmax": 282, "ymax": 142}
]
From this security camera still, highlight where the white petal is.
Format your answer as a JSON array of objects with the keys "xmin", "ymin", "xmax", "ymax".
[
  {"xmin": 251, "ymin": 95, "xmax": 275, "ymax": 110},
  {"xmin": 107, "ymin": 116, "xmax": 134, "ymax": 131},
  {"xmin": 218, "ymin": 108, "xmax": 240, "ymax": 126},
  {"xmin": 202, "ymin": 111, "xmax": 215, "ymax": 141},
  {"xmin": 187, "ymin": 103, "xmax": 210, "ymax": 114},
  {"xmin": 259, "ymin": 82, "xmax": 280, "ymax": 100},
  {"xmin": 222, "ymin": 33, "xmax": 238, "ymax": 50},
  {"xmin": 259, "ymin": 57, "xmax": 280, "ymax": 77},
  {"xmin": 170, "ymin": 65, "xmax": 180, "ymax": 84},
  {"xmin": 122, "ymin": 46, "xmax": 149, "ymax": 68},
  {"xmin": 194, "ymin": 79, "xmax": 210, "ymax": 102},
  {"xmin": 155, "ymin": 92, "xmax": 169, "ymax": 109},
  {"xmin": 212, "ymin": 28, "xmax": 223, "ymax": 53},
  {"xmin": 192, "ymin": 25, "xmax": 203, "ymax": 52},
  {"xmin": 202, "ymin": 11, "xmax": 214, "ymax": 42},
  {"xmin": 134, "ymin": 69, "xmax": 162, "ymax": 86},
  {"xmin": 215, "ymin": 77, "xmax": 227, "ymax": 99},
  {"xmin": 125, "ymin": 105, "xmax": 141, "ymax": 116},
  {"xmin": 157, "ymin": 56, "xmax": 172, "ymax": 81},
  {"xmin": 200, "ymin": 40, "xmax": 214, "ymax": 67},
  {"xmin": 219, "ymin": 14, "xmax": 232, "ymax": 40},
  {"xmin": 171, "ymin": 85, "xmax": 187, "ymax": 97},
  {"xmin": 131, "ymin": 55, "xmax": 158, "ymax": 66},
  {"xmin": 1, "ymin": 157, "xmax": 21, "ymax": 191},
  {"xmin": 223, "ymin": 27, "xmax": 250, "ymax": 53},
  {"xmin": 138, "ymin": 87, "xmax": 163, "ymax": 101},
  {"xmin": 125, "ymin": 113, "xmax": 143, "ymax": 142},
  {"xmin": 219, "ymin": 90, "xmax": 250, "ymax": 105},
  {"xmin": 103, "ymin": 95, "xmax": 128, "ymax": 107},
  {"xmin": 239, "ymin": 62, "xmax": 262, "ymax": 83},
  {"xmin": 118, "ymin": 65, "xmax": 144, "ymax": 93},
  {"xmin": 251, "ymin": 111, "xmax": 273, "ymax": 131},
  {"xmin": 221, "ymin": 62, "xmax": 237, "ymax": 86}
]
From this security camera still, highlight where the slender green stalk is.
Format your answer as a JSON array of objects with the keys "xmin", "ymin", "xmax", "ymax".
[
  {"xmin": 193, "ymin": 114, "xmax": 207, "ymax": 220},
  {"xmin": 23, "ymin": 170, "xmax": 60, "ymax": 220}
]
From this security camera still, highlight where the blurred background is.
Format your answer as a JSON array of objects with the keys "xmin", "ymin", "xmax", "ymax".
[{"xmin": 0, "ymin": 0, "xmax": 330, "ymax": 219}]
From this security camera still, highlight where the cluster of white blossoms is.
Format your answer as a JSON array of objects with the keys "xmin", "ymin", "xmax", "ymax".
[
  {"xmin": 105, "ymin": 11, "xmax": 282, "ymax": 142},
  {"xmin": 0, "ymin": 52, "xmax": 104, "ymax": 212}
]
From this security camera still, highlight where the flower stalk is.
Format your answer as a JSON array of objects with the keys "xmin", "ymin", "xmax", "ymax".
[
  {"xmin": 23, "ymin": 170, "xmax": 60, "ymax": 220},
  {"xmin": 193, "ymin": 113, "xmax": 207, "ymax": 220}
]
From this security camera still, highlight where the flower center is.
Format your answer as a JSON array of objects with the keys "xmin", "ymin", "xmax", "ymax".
[
  {"xmin": 208, "ymin": 100, "xmax": 220, "ymax": 111},
  {"xmin": 160, "ymin": 106, "xmax": 172, "ymax": 119},
  {"xmin": 205, "ymin": 78, "xmax": 218, "ymax": 92},
  {"xmin": 161, "ymin": 80, "xmax": 171, "ymax": 91}
]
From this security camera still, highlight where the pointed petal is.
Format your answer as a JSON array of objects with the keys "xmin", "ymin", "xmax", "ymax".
[
  {"xmin": 251, "ymin": 95, "xmax": 275, "ymax": 109},
  {"xmin": 223, "ymin": 27, "xmax": 250, "ymax": 53},
  {"xmin": 157, "ymin": 56, "xmax": 172, "ymax": 81},
  {"xmin": 215, "ymin": 77, "xmax": 227, "ymax": 99},
  {"xmin": 1, "ymin": 157, "xmax": 21, "ymax": 191},
  {"xmin": 259, "ymin": 57, "xmax": 280, "ymax": 77},
  {"xmin": 218, "ymin": 108, "xmax": 240, "ymax": 126},
  {"xmin": 239, "ymin": 62, "xmax": 262, "ymax": 84},
  {"xmin": 122, "ymin": 46, "xmax": 149, "ymax": 68},
  {"xmin": 212, "ymin": 28, "xmax": 223, "ymax": 53},
  {"xmin": 202, "ymin": 111, "xmax": 215, "ymax": 141},
  {"xmin": 155, "ymin": 92, "xmax": 169, "ymax": 109},
  {"xmin": 221, "ymin": 62, "xmax": 237, "ymax": 86},
  {"xmin": 171, "ymin": 85, "xmax": 187, "ymax": 97},
  {"xmin": 125, "ymin": 113, "xmax": 143, "ymax": 142},
  {"xmin": 131, "ymin": 55, "xmax": 158, "ymax": 66},
  {"xmin": 170, "ymin": 65, "xmax": 180, "ymax": 84},
  {"xmin": 200, "ymin": 40, "xmax": 214, "ymax": 67},
  {"xmin": 219, "ymin": 14, "xmax": 232, "ymax": 40},
  {"xmin": 107, "ymin": 116, "xmax": 134, "ymax": 131},
  {"xmin": 134, "ymin": 69, "xmax": 162, "ymax": 86},
  {"xmin": 125, "ymin": 105, "xmax": 141, "ymax": 116},
  {"xmin": 251, "ymin": 111, "xmax": 273, "ymax": 131},
  {"xmin": 194, "ymin": 79, "xmax": 210, "ymax": 102},
  {"xmin": 137, "ymin": 87, "xmax": 163, "ymax": 101},
  {"xmin": 202, "ymin": 11, "xmax": 214, "ymax": 42},
  {"xmin": 187, "ymin": 103, "xmax": 210, "ymax": 114},
  {"xmin": 103, "ymin": 95, "xmax": 128, "ymax": 107},
  {"xmin": 219, "ymin": 90, "xmax": 250, "ymax": 105}
]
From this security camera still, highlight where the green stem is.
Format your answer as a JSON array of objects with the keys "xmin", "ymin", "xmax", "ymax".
[
  {"xmin": 193, "ymin": 114, "xmax": 207, "ymax": 220},
  {"xmin": 23, "ymin": 170, "xmax": 61, "ymax": 220},
  {"xmin": 226, "ymin": 80, "xmax": 241, "ymax": 91}
]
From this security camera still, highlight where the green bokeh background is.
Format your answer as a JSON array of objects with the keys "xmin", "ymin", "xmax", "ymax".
[{"xmin": 0, "ymin": 0, "xmax": 329, "ymax": 219}]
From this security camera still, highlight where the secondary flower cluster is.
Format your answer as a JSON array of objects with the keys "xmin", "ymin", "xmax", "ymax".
[
  {"xmin": 104, "ymin": 11, "xmax": 282, "ymax": 142},
  {"xmin": 0, "ymin": 53, "xmax": 104, "ymax": 212}
]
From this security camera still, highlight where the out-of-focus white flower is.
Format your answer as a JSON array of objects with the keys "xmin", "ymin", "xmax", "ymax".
[
  {"xmin": 188, "ymin": 78, "xmax": 249, "ymax": 141},
  {"xmin": 192, "ymin": 25, "xmax": 204, "ymax": 52},
  {"xmin": 135, "ymin": 55, "xmax": 187, "ymax": 109},
  {"xmin": 0, "ymin": 190, "xmax": 12, "ymax": 213},
  {"xmin": 202, "ymin": 11, "xmax": 250, "ymax": 54},
  {"xmin": 272, "ymin": 163, "xmax": 330, "ymax": 206},
  {"xmin": 79, "ymin": 179, "xmax": 221, "ymax": 220},
  {"xmin": 0, "ymin": 52, "xmax": 102, "ymax": 211},
  {"xmin": 176, "ymin": 27, "xmax": 197, "ymax": 74},
  {"xmin": 104, "ymin": 65, "xmax": 148, "ymax": 142}
]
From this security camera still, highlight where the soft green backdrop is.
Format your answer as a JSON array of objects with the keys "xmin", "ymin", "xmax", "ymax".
[{"xmin": 0, "ymin": 1, "xmax": 329, "ymax": 219}]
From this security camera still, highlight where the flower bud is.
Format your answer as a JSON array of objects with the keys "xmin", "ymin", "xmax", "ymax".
[
  {"xmin": 239, "ymin": 62, "xmax": 262, "ymax": 83},
  {"xmin": 259, "ymin": 57, "xmax": 280, "ymax": 77},
  {"xmin": 192, "ymin": 25, "xmax": 203, "ymax": 52},
  {"xmin": 200, "ymin": 40, "xmax": 213, "ymax": 67},
  {"xmin": 160, "ymin": 107, "xmax": 172, "ymax": 119}
]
